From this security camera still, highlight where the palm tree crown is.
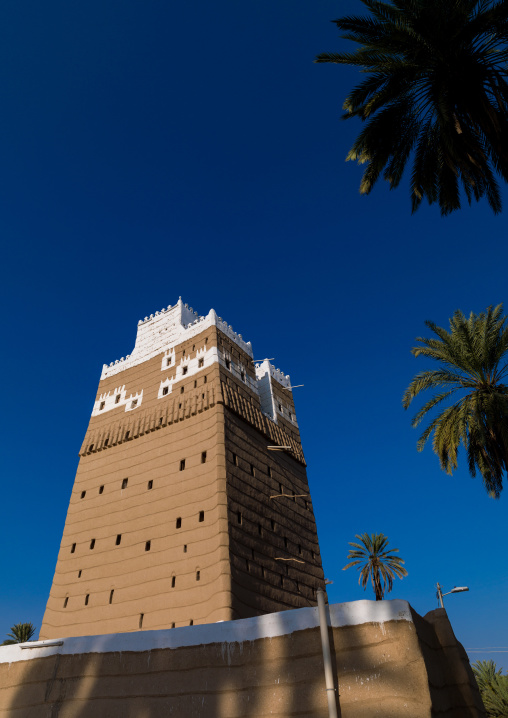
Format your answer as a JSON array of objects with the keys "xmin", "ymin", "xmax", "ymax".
[
  {"xmin": 1, "ymin": 623, "xmax": 37, "ymax": 645},
  {"xmin": 315, "ymin": 0, "xmax": 508, "ymax": 215},
  {"xmin": 403, "ymin": 304, "xmax": 508, "ymax": 498},
  {"xmin": 343, "ymin": 533, "xmax": 407, "ymax": 600}
]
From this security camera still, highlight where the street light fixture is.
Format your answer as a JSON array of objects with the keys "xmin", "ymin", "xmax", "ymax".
[{"xmin": 436, "ymin": 583, "xmax": 469, "ymax": 608}]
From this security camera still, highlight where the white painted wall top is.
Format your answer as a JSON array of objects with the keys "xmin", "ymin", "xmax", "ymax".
[
  {"xmin": 0, "ymin": 600, "xmax": 413, "ymax": 664},
  {"xmin": 100, "ymin": 299, "xmax": 253, "ymax": 380}
]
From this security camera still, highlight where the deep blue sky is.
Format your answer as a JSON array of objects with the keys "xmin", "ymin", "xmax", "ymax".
[{"xmin": 1, "ymin": 0, "xmax": 506, "ymax": 668}]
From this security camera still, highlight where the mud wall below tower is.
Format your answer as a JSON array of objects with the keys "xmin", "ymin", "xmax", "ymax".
[{"xmin": 0, "ymin": 600, "xmax": 485, "ymax": 718}]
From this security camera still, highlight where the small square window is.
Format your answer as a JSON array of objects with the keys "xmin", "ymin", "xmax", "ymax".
[
  {"xmin": 100, "ymin": 401, "xmax": 105, "ymax": 410},
  {"xmin": 71, "ymin": 543, "xmax": 76, "ymax": 553},
  {"xmin": 182, "ymin": 366, "xmax": 188, "ymax": 375},
  {"xmin": 122, "ymin": 478, "xmax": 128, "ymax": 489},
  {"xmin": 145, "ymin": 540, "xmax": 151, "ymax": 551},
  {"xmin": 116, "ymin": 534, "xmax": 121, "ymax": 546},
  {"xmin": 176, "ymin": 517, "xmax": 182, "ymax": 529},
  {"xmin": 162, "ymin": 386, "xmax": 169, "ymax": 396},
  {"xmin": 180, "ymin": 459, "xmax": 185, "ymax": 471},
  {"xmin": 198, "ymin": 358, "xmax": 204, "ymax": 368},
  {"xmin": 147, "ymin": 480, "xmax": 153, "ymax": 490},
  {"xmin": 99, "ymin": 485, "xmax": 104, "ymax": 494},
  {"xmin": 90, "ymin": 539, "xmax": 95, "ymax": 549},
  {"xmin": 199, "ymin": 511, "xmax": 204, "ymax": 522},
  {"xmin": 201, "ymin": 451, "xmax": 207, "ymax": 464},
  {"xmin": 115, "ymin": 395, "xmax": 121, "ymax": 404},
  {"xmin": 80, "ymin": 491, "xmax": 86, "ymax": 499}
]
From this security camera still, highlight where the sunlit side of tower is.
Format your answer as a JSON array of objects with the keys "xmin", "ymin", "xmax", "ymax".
[{"xmin": 40, "ymin": 299, "xmax": 324, "ymax": 639}]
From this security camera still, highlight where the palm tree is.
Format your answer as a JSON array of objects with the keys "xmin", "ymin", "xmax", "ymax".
[
  {"xmin": 1, "ymin": 623, "xmax": 37, "ymax": 645},
  {"xmin": 403, "ymin": 305, "xmax": 508, "ymax": 498},
  {"xmin": 472, "ymin": 660, "xmax": 508, "ymax": 717},
  {"xmin": 315, "ymin": 0, "xmax": 508, "ymax": 215},
  {"xmin": 343, "ymin": 533, "xmax": 407, "ymax": 600}
]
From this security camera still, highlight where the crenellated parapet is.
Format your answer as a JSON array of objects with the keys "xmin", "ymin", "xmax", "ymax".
[{"xmin": 101, "ymin": 299, "xmax": 253, "ymax": 381}]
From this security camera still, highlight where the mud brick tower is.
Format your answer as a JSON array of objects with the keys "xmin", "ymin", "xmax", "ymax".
[{"xmin": 40, "ymin": 299, "xmax": 324, "ymax": 639}]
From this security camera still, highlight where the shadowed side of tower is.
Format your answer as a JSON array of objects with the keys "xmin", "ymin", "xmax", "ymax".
[{"xmin": 40, "ymin": 299, "xmax": 324, "ymax": 639}]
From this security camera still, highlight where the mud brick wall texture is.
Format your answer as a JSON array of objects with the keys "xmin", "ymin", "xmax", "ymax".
[{"xmin": 0, "ymin": 601, "xmax": 485, "ymax": 718}]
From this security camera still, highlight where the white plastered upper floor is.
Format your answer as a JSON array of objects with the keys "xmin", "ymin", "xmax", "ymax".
[{"xmin": 91, "ymin": 299, "xmax": 298, "ymax": 426}]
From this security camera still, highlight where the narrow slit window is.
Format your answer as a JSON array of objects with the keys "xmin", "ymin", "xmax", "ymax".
[
  {"xmin": 202, "ymin": 393, "xmax": 205, "ymax": 399},
  {"xmin": 104, "ymin": 437, "xmax": 109, "ymax": 447},
  {"xmin": 166, "ymin": 357, "xmax": 171, "ymax": 366},
  {"xmin": 71, "ymin": 543, "xmax": 76, "ymax": 553},
  {"xmin": 194, "ymin": 380, "xmax": 197, "ymax": 388},
  {"xmin": 189, "ymin": 619, "xmax": 194, "ymax": 626},
  {"xmin": 80, "ymin": 491, "xmax": 86, "ymax": 499},
  {"xmin": 258, "ymin": 523, "xmax": 262, "ymax": 536},
  {"xmin": 171, "ymin": 622, "xmax": 175, "ymax": 628},
  {"xmin": 204, "ymin": 375, "xmax": 207, "ymax": 384},
  {"xmin": 280, "ymin": 575, "xmax": 284, "ymax": 587},
  {"xmin": 201, "ymin": 451, "xmax": 207, "ymax": 464},
  {"xmin": 159, "ymin": 417, "xmax": 163, "ymax": 425},
  {"xmin": 261, "ymin": 566, "xmax": 265, "ymax": 578},
  {"xmin": 246, "ymin": 559, "xmax": 250, "ymax": 572},
  {"xmin": 298, "ymin": 544, "xmax": 302, "ymax": 555},
  {"xmin": 139, "ymin": 613, "xmax": 144, "ymax": 628},
  {"xmin": 225, "ymin": 359, "xmax": 231, "ymax": 369},
  {"xmin": 250, "ymin": 464, "xmax": 255, "ymax": 476},
  {"xmin": 271, "ymin": 519, "xmax": 275, "ymax": 531},
  {"xmin": 145, "ymin": 540, "xmax": 151, "ymax": 551},
  {"xmin": 162, "ymin": 386, "xmax": 169, "ymax": 396},
  {"xmin": 122, "ymin": 478, "xmax": 128, "ymax": 489},
  {"xmin": 178, "ymin": 403, "xmax": 182, "ymax": 409},
  {"xmin": 180, "ymin": 386, "xmax": 184, "ymax": 394},
  {"xmin": 116, "ymin": 534, "xmax": 121, "ymax": 546},
  {"xmin": 296, "ymin": 581, "xmax": 300, "ymax": 592},
  {"xmin": 176, "ymin": 517, "xmax": 182, "ymax": 529},
  {"xmin": 279, "ymin": 483, "xmax": 283, "ymax": 494},
  {"xmin": 99, "ymin": 485, "xmax": 104, "ymax": 494},
  {"xmin": 63, "ymin": 597, "xmax": 68, "ymax": 608},
  {"xmin": 109, "ymin": 590, "xmax": 114, "ymax": 604},
  {"xmin": 171, "ymin": 576, "xmax": 176, "ymax": 588},
  {"xmin": 199, "ymin": 511, "xmax": 204, "ymax": 522},
  {"xmin": 192, "ymin": 344, "xmax": 195, "ymax": 351},
  {"xmin": 85, "ymin": 594, "xmax": 89, "ymax": 606},
  {"xmin": 180, "ymin": 459, "xmax": 185, "ymax": 471},
  {"xmin": 196, "ymin": 571, "xmax": 200, "ymax": 581},
  {"xmin": 237, "ymin": 511, "xmax": 242, "ymax": 525},
  {"xmin": 232, "ymin": 453, "xmax": 238, "ymax": 466},
  {"xmin": 115, "ymin": 394, "xmax": 121, "ymax": 404},
  {"xmin": 90, "ymin": 539, "xmax": 95, "ymax": 549},
  {"xmin": 284, "ymin": 536, "xmax": 288, "ymax": 548},
  {"xmin": 241, "ymin": 371, "xmax": 245, "ymax": 381},
  {"xmin": 183, "ymin": 544, "xmax": 187, "ymax": 553},
  {"xmin": 89, "ymin": 444, "xmax": 94, "ymax": 451},
  {"xmin": 78, "ymin": 570, "xmax": 82, "ymax": 578},
  {"xmin": 278, "ymin": 403, "xmax": 282, "ymax": 411},
  {"xmin": 100, "ymin": 401, "xmax": 105, "ymax": 410},
  {"xmin": 125, "ymin": 431, "xmax": 130, "ymax": 439},
  {"xmin": 268, "ymin": 466, "xmax": 272, "ymax": 478},
  {"xmin": 198, "ymin": 358, "xmax": 204, "ymax": 368},
  {"xmin": 147, "ymin": 480, "xmax": 153, "ymax": 490}
]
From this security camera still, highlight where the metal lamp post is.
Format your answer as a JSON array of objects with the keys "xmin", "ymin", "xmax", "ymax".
[{"xmin": 436, "ymin": 584, "xmax": 469, "ymax": 608}]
